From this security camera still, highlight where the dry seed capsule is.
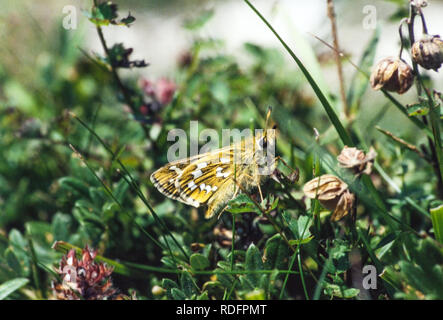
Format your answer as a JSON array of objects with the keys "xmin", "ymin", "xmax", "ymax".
[
  {"xmin": 302, "ymin": 174, "xmax": 355, "ymax": 221},
  {"xmin": 370, "ymin": 57, "xmax": 414, "ymax": 94},
  {"xmin": 337, "ymin": 146, "xmax": 377, "ymax": 175},
  {"xmin": 411, "ymin": 35, "xmax": 443, "ymax": 71}
]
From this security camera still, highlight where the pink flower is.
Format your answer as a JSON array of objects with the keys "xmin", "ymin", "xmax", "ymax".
[
  {"xmin": 139, "ymin": 78, "xmax": 155, "ymax": 97},
  {"xmin": 155, "ymin": 78, "xmax": 176, "ymax": 105}
]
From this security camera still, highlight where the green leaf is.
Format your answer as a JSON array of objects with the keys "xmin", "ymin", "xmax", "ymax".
[
  {"xmin": 282, "ymin": 212, "xmax": 313, "ymax": 244},
  {"xmin": 52, "ymin": 213, "xmax": 72, "ymax": 242},
  {"xmin": 407, "ymin": 102, "xmax": 429, "ymax": 116},
  {"xmin": 323, "ymin": 283, "xmax": 360, "ymax": 299},
  {"xmin": 244, "ymin": 243, "xmax": 264, "ymax": 288},
  {"xmin": 171, "ymin": 287, "xmax": 187, "ymax": 300},
  {"xmin": 327, "ymin": 240, "xmax": 350, "ymax": 274},
  {"xmin": 86, "ymin": 2, "xmax": 118, "ymax": 26},
  {"xmin": 431, "ymin": 205, "xmax": 443, "ymax": 243},
  {"xmin": 399, "ymin": 261, "xmax": 443, "ymax": 299},
  {"xmin": 263, "ymin": 234, "xmax": 289, "ymax": 270},
  {"xmin": 162, "ymin": 278, "xmax": 179, "ymax": 300},
  {"xmin": 374, "ymin": 232, "xmax": 399, "ymax": 258},
  {"xmin": 5, "ymin": 248, "xmax": 22, "ymax": 276},
  {"xmin": 0, "ymin": 278, "xmax": 29, "ymax": 300},
  {"xmin": 244, "ymin": 288, "xmax": 266, "ymax": 300},
  {"xmin": 215, "ymin": 269, "xmax": 235, "ymax": 288},
  {"xmin": 8, "ymin": 229, "xmax": 28, "ymax": 264},
  {"xmin": 197, "ymin": 291, "xmax": 209, "ymax": 300},
  {"xmin": 180, "ymin": 271, "xmax": 197, "ymax": 298},
  {"xmin": 211, "ymin": 81, "xmax": 230, "ymax": 105},
  {"xmin": 226, "ymin": 194, "xmax": 261, "ymax": 214},
  {"xmin": 190, "ymin": 253, "xmax": 210, "ymax": 270},
  {"xmin": 59, "ymin": 177, "xmax": 90, "ymax": 198}
]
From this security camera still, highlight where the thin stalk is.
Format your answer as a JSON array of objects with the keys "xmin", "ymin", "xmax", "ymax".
[
  {"xmin": 406, "ymin": 3, "xmax": 443, "ymax": 197},
  {"xmin": 297, "ymin": 251, "xmax": 309, "ymax": 300},
  {"xmin": 92, "ymin": 0, "xmax": 150, "ymax": 140},
  {"xmin": 68, "ymin": 144, "xmax": 168, "ymax": 254},
  {"xmin": 326, "ymin": 0, "xmax": 348, "ymax": 117},
  {"xmin": 70, "ymin": 112, "xmax": 190, "ymax": 260},
  {"xmin": 244, "ymin": 0, "xmax": 352, "ymax": 147}
]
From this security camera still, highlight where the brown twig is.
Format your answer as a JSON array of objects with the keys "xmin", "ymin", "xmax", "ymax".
[
  {"xmin": 326, "ymin": 0, "xmax": 348, "ymax": 118},
  {"xmin": 375, "ymin": 126, "xmax": 426, "ymax": 159}
]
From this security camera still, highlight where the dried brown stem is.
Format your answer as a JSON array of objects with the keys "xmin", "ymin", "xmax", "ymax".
[
  {"xmin": 327, "ymin": 0, "xmax": 348, "ymax": 117},
  {"xmin": 375, "ymin": 126, "xmax": 426, "ymax": 159}
]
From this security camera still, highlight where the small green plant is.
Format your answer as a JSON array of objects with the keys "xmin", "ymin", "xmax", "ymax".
[{"xmin": 0, "ymin": 0, "xmax": 441, "ymax": 300}]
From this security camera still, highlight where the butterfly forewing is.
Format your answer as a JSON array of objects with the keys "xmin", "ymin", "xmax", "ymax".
[{"xmin": 150, "ymin": 146, "xmax": 239, "ymax": 211}]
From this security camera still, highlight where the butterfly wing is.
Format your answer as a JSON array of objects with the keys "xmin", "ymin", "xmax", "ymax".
[
  {"xmin": 150, "ymin": 159, "xmax": 191, "ymax": 205},
  {"xmin": 176, "ymin": 157, "xmax": 234, "ymax": 207},
  {"xmin": 151, "ymin": 146, "xmax": 242, "ymax": 217}
]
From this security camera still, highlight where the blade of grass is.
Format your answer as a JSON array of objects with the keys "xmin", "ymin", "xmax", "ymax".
[
  {"xmin": 68, "ymin": 143, "xmax": 183, "ymax": 269},
  {"xmin": 244, "ymin": 0, "xmax": 409, "ymax": 231},
  {"xmin": 70, "ymin": 112, "xmax": 190, "ymax": 260},
  {"xmin": 313, "ymin": 255, "xmax": 332, "ymax": 300},
  {"xmin": 279, "ymin": 210, "xmax": 314, "ymax": 299},
  {"xmin": 244, "ymin": 0, "xmax": 352, "ymax": 146},
  {"xmin": 430, "ymin": 205, "xmax": 443, "ymax": 244},
  {"xmin": 0, "ymin": 278, "xmax": 29, "ymax": 300},
  {"xmin": 53, "ymin": 241, "xmax": 300, "ymax": 276},
  {"xmin": 26, "ymin": 238, "xmax": 45, "ymax": 299},
  {"xmin": 52, "ymin": 241, "xmax": 175, "ymax": 277},
  {"xmin": 68, "ymin": 144, "xmax": 166, "ymax": 250}
]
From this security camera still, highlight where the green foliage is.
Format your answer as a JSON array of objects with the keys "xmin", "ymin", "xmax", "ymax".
[
  {"xmin": 0, "ymin": 0, "xmax": 442, "ymax": 301},
  {"xmin": 86, "ymin": 1, "xmax": 135, "ymax": 27}
]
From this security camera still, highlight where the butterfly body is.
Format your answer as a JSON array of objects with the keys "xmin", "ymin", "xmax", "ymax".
[{"xmin": 150, "ymin": 129, "xmax": 276, "ymax": 218}]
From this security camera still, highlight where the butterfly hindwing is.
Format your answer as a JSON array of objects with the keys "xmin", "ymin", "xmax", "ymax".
[
  {"xmin": 176, "ymin": 158, "xmax": 234, "ymax": 207},
  {"xmin": 150, "ymin": 160, "xmax": 190, "ymax": 204}
]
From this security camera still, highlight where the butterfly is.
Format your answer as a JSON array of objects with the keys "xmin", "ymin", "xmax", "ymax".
[{"xmin": 150, "ymin": 110, "xmax": 277, "ymax": 218}]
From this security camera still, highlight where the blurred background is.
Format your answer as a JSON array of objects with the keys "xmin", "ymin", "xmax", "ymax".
[
  {"xmin": 2, "ymin": 0, "xmax": 443, "ymax": 130},
  {"xmin": 1, "ymin": 0, "xmax": 443, "ymax": 300}
]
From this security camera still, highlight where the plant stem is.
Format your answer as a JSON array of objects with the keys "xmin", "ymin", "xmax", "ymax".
[
  {"xmin": 406, "ymin": 3, "xmax": 443, "ymax": 197},
  {"xmin": 92, "ymin": 0, "xmax": 151, "ymax": 140},
  {"xmin": 326, "ymin": 0, "xmax": 348, "ymax": 118}
]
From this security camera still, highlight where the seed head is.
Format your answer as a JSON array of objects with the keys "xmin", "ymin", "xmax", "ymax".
[
  {"xmin": 370, "ymin": 57, "xmax": 414, "ymax": 94},
  {"xmin": 337, "ymin": 146, "xmax": 377, "ymax": 175},
  {"xmin": 411, "ymin": 35, "xmax": 443, "ymax": 71},
  {"xmin": 303, "ymin": 174, "xmax": 355, "ymax": 221}
]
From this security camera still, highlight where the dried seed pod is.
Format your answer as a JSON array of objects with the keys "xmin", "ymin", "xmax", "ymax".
[
  {"xmin": 303, "ymin": 174, "xmax": 355, "ymax": 221},
  {"xmin": 303, "ymin": 174, "xmax": 348, "ymax": 201},
  {"xmin": 411, "ymin": 35, "xmax": 443, "ymax": 71},
  {"xmin": 370, "ymin": 57, "xmax": 414, "ymax": 94},
  {"xmin": 331, "ymin": 190, "xmax": 355, "ymax": 221},
  {"xmin": 337, "ymin": 146, "xmax": 377, "ymax": 175}
]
